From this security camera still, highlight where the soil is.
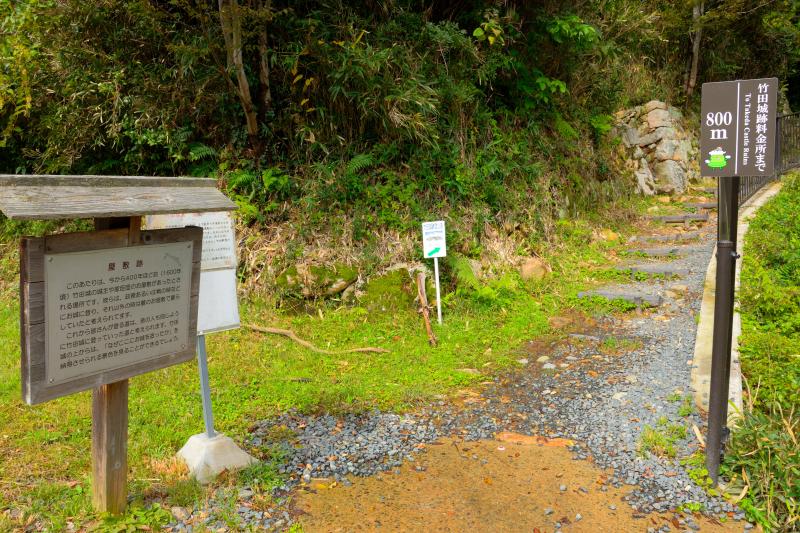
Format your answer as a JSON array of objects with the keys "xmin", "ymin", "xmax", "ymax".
[{"xmin": 295, "ymin": 437, "xmax": 741, "ymax": 533}]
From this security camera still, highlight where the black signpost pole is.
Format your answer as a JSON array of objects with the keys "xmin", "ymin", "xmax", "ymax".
[{"xmin": 706, "ymin": 177, "xmax": 740, "ymax": 483}]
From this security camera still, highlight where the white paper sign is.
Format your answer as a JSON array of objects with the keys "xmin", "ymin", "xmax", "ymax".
[
  {"xmin": 146, "ymin": 212, "xmax": 240, "ymax": 335},
  {"xmin": 45, "ymin": 242, "xmax": 193, "ymax": 384},
  {"xmin": 147, "ymin": 212, "xmax": 236, "ymax": 270},
  {"xmin": 422, "ymin": 220, "xmax": 447, "ymax": 259}
]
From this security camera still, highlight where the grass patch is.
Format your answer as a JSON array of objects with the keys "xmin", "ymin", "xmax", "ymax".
[
  {"xmin": 637, "ymin": 417, "xmax": 686, "ymax": 459},
  {"xmin": 599, "ymin": 335, "xmax": 643, "ymax": 354},
  {"xmin": 677, "ymin": 395, "xmax": 695, "ymax": 417},
  {"xmin": 724, "ymin": 173, "xmax": 800, "ymax": 531}
]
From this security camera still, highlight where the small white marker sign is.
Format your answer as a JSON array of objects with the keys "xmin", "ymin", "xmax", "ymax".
[
  {"xmin": 422, "ymin": 220, "xmax": 447, "ymax": 259},
  {"xmin": 422, "ymin": 220, "xmax": 446, "ymax": 325}
]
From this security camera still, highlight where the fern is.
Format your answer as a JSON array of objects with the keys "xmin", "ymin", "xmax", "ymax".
[
  {"xmin": 188, "ymin": 143, "xmax": 217, "ymax": 162},
  {"xmin": 345, "ymin": 153, "xmax": 375, "ymax": 176}
]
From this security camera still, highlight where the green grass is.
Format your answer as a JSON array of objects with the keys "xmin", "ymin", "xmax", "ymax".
[
  {"xmin": 637, "ymin": 417, "xmax": 686, "ymax": 459},
  {"xmin": 722, "ymin": 173, "xmax": 800, "ymax": 532}
]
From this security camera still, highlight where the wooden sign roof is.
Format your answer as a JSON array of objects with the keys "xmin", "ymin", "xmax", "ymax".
[{"xmin": 0, "ymin": 175, "xmax": 236, "ymax": 220}]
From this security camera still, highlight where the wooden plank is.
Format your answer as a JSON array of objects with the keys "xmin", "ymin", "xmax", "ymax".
[
  {"xmin": 45, "ymin": 228, "xmax": 129, "ymax": 254},
  {"xmin": 92, "ymin": 380, "xmax": 128, "ymax": 515},
  {"xmin": 22, "ymin": 282, "xmax": 43, "ymax": 325},
  {"xmin": 0, "ymin": 175, "xmax": 216, "ymax": 187},
  {"xmin": 0, "ymin": 185, "xmax": 235, "ymax": 220},
  {"xmin": 20, "ymin": 238, "xmax": 44, "ymax": 283}
]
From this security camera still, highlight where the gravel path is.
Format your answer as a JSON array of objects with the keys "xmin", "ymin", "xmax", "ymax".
[{"xmin": 167, "ymin": 219, "xmax": 755, "ymax": 532}]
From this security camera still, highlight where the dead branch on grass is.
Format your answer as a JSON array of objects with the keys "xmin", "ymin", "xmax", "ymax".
[{"xmin": 244, "ymin": 324, "xmax": 389, "ymax": 354}]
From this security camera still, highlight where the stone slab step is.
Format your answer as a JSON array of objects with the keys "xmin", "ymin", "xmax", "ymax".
[
  {"xmin": 629, "ymin": 231, "xmax": 700, "ymax": 243},
  {"xmin": 577, "ymin": 290, "xmax": 662, "ymax": 307},
  {"xmin": 684, "ymin": 202, "xmax": 717, "ymax": 210},
  {"xmin": 626, "ymin": 247, "xmax": 681, "ymax": 257},
  {"xmin": 615, "ymin": 264, "xmax": 689, "ymax": 278},
  {"xmin": 651, "ymin": 213, "xmax": 709, "ymax": 224}
]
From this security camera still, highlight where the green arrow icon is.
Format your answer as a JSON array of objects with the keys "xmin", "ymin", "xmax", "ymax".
[{"xmin": 427, "ymin": 247, "xmax": 440, "ymax": 257}]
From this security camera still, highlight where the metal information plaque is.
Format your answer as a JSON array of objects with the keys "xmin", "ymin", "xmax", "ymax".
[
  {"xmin": 700, "ymin": 78, "xmax": 778, "ymax": 177},
  {"xmin": 44, "ymin": 242, "xmax": 193, "ymax": 385}
]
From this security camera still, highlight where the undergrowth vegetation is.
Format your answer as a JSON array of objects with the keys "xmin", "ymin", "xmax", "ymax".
[
  {"xmin": 4, "ymin": 1, "xmax": 800, "ymax": 250},
  {"xmin": 723, "ymin": 174, "xmax": 800, "ymax": 532}
]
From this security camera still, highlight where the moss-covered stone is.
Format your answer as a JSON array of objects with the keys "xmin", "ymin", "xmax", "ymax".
[
  {"xmin": 276, "ymin": 263, "xmax": 358, "ymax": 299},
  {"xmin": 360, "ymin": 269, "xmax": 416, "ymax": 312}
]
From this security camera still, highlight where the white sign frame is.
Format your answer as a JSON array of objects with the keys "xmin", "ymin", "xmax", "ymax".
[{"xmin": 422, "ymin": 220, "xmax": 447, "ymax": 259}]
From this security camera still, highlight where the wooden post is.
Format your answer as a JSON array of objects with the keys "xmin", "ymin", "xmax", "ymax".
[
  {"xmin": 90, "ymin": 216, "xmax": 138, "ymax": 514},
  {"xmin": 92, "ymin": 380, "xmax": 129, "ymax": 514}
]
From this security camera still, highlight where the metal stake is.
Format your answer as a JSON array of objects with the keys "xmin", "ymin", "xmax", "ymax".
[
  {"xmin": 433, "ymin": 257, "xmax": 442, "ymax": 324},
  {"xmin": 196, "ymin": 335, "xmax": 216, "ymax": 438}
]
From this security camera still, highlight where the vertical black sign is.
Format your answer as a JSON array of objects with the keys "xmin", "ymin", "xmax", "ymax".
[{"xmin": 700, "ymin": 78, "xmax": 778, "ymax": 177}]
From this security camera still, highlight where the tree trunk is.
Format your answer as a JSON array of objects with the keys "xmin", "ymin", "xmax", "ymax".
[
  {"xmin": 219, "ymin": 0, "xmax": 260, "ymax": 142},
  {"xmin": 685, "ymin": 1, "xmax": 704, "ymax": 98},
  {"xmin": 257, "ymin": 0, "xmax": 273, "ymax": 115}
]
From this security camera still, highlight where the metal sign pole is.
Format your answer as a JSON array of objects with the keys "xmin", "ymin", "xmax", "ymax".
[
  {"xmin": 196, "ymin": 335, "xmax": 217, "ymax": 439},
  {"xmin": 706, "ymin": 177, "xmax": 740, "ymax": 483},
  {"xmin": 433, "ymin": 257, "xmax": 442, "ymax": 324}
]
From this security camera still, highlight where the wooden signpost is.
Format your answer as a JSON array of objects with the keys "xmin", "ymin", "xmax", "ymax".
[{"xmin": 0, "ymin": 175, "xmax": 236, "ymax": 514}]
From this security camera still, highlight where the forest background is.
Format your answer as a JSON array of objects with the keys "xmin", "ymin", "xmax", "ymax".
[{"xmin": 3, "ymin": 0, "xmax": 800, "ymax": 250}]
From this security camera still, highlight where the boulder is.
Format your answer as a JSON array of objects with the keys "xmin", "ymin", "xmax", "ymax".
[
  {"xmin": 519, "ymin": 257, "xmax": 549, "ymax": 281},
  {"xmin": 654, "ymin": 139, "xmax": 680, "ymax": 161},
  {"xmin": 614, "ymin": 100, "xmax": 696, "ymax": 195},
  {"xmin": 635, "ymin": 158, "xmax": 656, "ymax": 195},
  {"xmin": 654, "ymin": 160, "xmax": 687, "ymax": 193},
  {"xmin": 644, "ymin": 100, "xmax": 668, "ymax": 113},
  {"xmin": 646, "ymin": 108, "xmax": 672, "ymax": 130},
  {"xmin": 360, "ymin": 268, "xmax": 416, "ymax": 312},
  {"xmin": 277, "ymin": 263, "xmax": 358, "ymax": 299}
]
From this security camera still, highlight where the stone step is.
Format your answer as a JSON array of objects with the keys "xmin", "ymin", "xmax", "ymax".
[
  {"xmin": 615, "ymin": 264, "xmax": 689, "ymax": 278},
  {"xmin": 625, "ymin": 247, "xmax": 681, "ymax": 257},
  {"xmin": 629, "ymin": 231, "xmax": 700, "ymax": 244},
  {"xmin": 684, "ymin": 202, "xmax": 717, "ymax": 210},
  {"xmin": 651, "ymin": 213, "xmax": 709, "ymax": 224},
  {"xmin": 577, "ymin": 290, "xmax": 662, "ymax": 308}
]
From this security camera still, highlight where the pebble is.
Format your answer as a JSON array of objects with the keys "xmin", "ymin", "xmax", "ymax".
[{"xmin": 559, "ymin": 484, "xmax": 567, "ymax": 492}]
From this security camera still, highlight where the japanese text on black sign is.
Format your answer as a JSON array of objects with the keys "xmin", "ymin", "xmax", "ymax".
[{"xmin": 700, "ymin": 77, "xmax": 777, "ymax": 177}]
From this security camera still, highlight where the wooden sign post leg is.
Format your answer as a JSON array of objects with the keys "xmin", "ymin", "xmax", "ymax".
[
  {"xmin": 92, "ymin": 380, "xmax": 129, "ymax": 514},
  {"xmin": 90, "ymin": 216, "xmax": 139, "ymax": 515}
]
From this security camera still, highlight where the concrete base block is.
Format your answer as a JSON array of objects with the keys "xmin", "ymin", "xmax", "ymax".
[{"xmin": 177, "ymin": 433, "xmax": 257, "ymax": 484}]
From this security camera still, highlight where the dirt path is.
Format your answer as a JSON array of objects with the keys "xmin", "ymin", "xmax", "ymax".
[{"xmin": 296, "ymin": 438, "xmax": 740, "ymax": 533}]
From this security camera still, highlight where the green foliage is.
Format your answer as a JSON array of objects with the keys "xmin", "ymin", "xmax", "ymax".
[
  {"xmin": 723, "ymin": 404, "xmax": 799, "ymax": 532},
  {"xmin": 96, "ymin": 504, "xmax": 172, "ymax": 533},
  {"xmin": 739, "ymin": 175, "xmax": 800, "ymax": 410},
  {"xmin": 677, "ymin": 395, "xmax": 695, "ymax": 417},
  {"xmin": 727, "ymin": 174, "xmax": 800, "ymax": 531},
  {"xmin": 637, "ymin": 417, "xmax": 686, "ymax": 459},
  {"xmin": 681, "ymin": 452, "xmax": 717, "ymax": 496}
]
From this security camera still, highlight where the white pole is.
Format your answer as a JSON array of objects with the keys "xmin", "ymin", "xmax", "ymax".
[{"xmin": 434, "ymin": 257, "xmax": 442, "ymax": 324}]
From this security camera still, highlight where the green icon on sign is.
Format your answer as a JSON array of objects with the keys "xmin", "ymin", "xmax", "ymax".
[
  {"xmin": 427, "ymin": 247, "xmax": 441, "ymax": 257},
  {"xmin": 705, "ymin": 147, "xmax": 731, "ymax": 169}
]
